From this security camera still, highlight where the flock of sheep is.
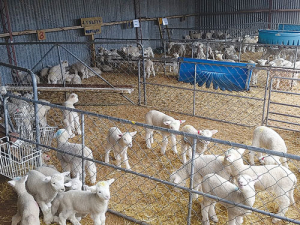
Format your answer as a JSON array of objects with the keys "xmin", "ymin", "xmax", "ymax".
[
  {"xmin": 10, "ymin": 32, "xmax": 300, "ymax": 92},
  {"xmin": 5, "ymin": 90, "xmax": 298, "ymax": 224},
  {"xmin": 3, "ymin": 32, "xmax": 300, "ymax": 225}
]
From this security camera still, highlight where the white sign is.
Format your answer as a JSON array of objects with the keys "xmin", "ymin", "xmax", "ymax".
[
  {"xmin": 133, "ymin": 19, "xmax": 140, "ymax": 28},
  {"xmin": 162, "ymin": 18, "xmax": 168, "ymax": 25}
]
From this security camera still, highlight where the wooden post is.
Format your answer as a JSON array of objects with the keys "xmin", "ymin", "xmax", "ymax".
[
  {"xmin": 158, "ymin": 18, "xmax": 164, "ymax": 47},
  {"xmin": 90, "ymin": 34, "xmax": 96, "ymax": 67},
  {"xmin": 165, "ymin": 25, "xmax": 171, "ymax": 41}
]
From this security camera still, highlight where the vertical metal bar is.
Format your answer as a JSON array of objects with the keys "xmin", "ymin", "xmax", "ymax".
[
  {"xmin": 191, "ymin": 44, "xmax": 194, "ymax": 58},
  {"xmin": 3, "ymin": 96, "xmax": 9, "ymax": 136},
  {"xmin": 138, "ymin": 59, "xmax": 141, "ymax": 105},
  {"xmin": 205, "ymin": 41, "xmax": 208, "ymax": 60},
  {"xmin": 143, "ymin": 60, "xmax": 147, "ymax": 106},
  {"xmin": 268, "ymin": 0, "xmax": 273, "ymax": 29},
  {"xmin": 265, "ymin": 71, "xmax": 273, "ymax": 126},
  {"xmin": 238, "ymin": 42, "xmax": 242, "ymax": 63},
  {"xmin": 187, "ymin": 138, "xmax": 197, "ymax": 225},
  {"xmin": 56, "ymin": 45, "xmax": 67, "ymax": 100},
  {"xmin": 81, "ymin": 113, "xmax": 85, "ymax": 187},
  {"xmin": 31, "ymin": 70, "xmax": 42, "ymax": 165},
  {"xmin": 261, "ymin": 69, "xmax": 270, "ymax": 125},
  {"xmin": 193, "ymin": 64, "xmax": 196, "ymax": 116},
  {"xmin": 291, "ymin": 46, "xmax": 298, "ymax": 89}
]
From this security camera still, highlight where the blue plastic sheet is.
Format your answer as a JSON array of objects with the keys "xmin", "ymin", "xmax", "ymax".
[{"xmin": 178, "ymin": 58, "xmax": 255, "ymax": 92}]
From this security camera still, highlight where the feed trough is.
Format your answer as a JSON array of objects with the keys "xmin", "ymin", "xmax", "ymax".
[
  {"xmin": 178, "ymin": 58, "xmax": 255, "ymax": 92},
  {"xmin": 258, "ymin": 29, "xmax": 300, "ymax": 45}
]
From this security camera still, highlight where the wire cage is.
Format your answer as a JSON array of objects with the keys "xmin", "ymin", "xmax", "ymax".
[
  {"xmin": 0, "ymin": 137, "xmax": 42, "ymax": 179},
  {"xmin": 13, "ymin": 112, "xmax": 57, "ymax": 152},
  {"xmin": 33, "ymin": 126, "xmax": 58, "ymax": 152},
  {"xmin": 13, "ymin": 112, "xmax": 34, "ymax": 140}
]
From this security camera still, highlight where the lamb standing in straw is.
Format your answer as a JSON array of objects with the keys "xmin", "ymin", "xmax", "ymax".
[{"xmin": 63, "ymin": 93, "xmax": 81, "ymax": 138}]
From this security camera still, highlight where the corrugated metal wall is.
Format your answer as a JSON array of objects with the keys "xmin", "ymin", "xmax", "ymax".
[
  {"xmin": 0, "ymin": 0, "xmax": 196, "ymax": 79},
  {"xmin": 2, "ymin": 0, "xmax": 300, "ymax": 83},
  {"xmin": 198, "ymin": 0, "xmax": 300, "ymax": 34}
]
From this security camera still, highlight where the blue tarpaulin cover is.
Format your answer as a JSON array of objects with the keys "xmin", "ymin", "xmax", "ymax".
[{"xmin": 178, "ymin": 58, "xmax": 255, "ymax": 92}]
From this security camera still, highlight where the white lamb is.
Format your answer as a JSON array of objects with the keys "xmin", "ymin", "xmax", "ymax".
[
  {"xmin": 85, "ymin": 67, "xmax": 102, "ymax": 79},
  {"xmin": 251, "ymin": 59, "xmax": 268, "ymax": 86},
  {"xmin": 258, "ymin": 155, "xmax": 282, "ymax": 167},
  {"xmin": 54, "ymin": 129, "xmax": 97, "ymax": 184},
  {"xmin": 250, "ymin": 126, "xmax": 288, "ymax": 168},
  {"xmin": 47, "ymin": 60, "xmax": 68, "ymax": 84},
  {"xmin": 144, "ymin": 47, "xmax": 155, "ymax": 58},
  {"xmin": 12, "ymin": 70, "xmax": 40, "ymax": 85},
  {"xmin": 224, "ymin": 148, "xmax": 297, "ymax": 223},
  {"xmin": 145, "ymin": 110, "xmax": 185, "ymax": 154},
  {"xmin": 63, "ymin": 93, "xmax": 81, "ymax": 138},
  {"xmin": 35, "ymin": 166, "xmax": 82, "ymax": 191},
  {"xmin": 37, "ymin": 100, "xmax": 51, "ymax": 132},
  {"xmin": 8, "ymin": 175, "xmax": 40, "ymax": 225},
  {"xmin": 121, "ymin": 46, "xmax": 141, "ymax": 58},
  {"xmin": 25, "ymin": 169, "xmax": 69, "ymax": 224},
  {"xmin": 40, "ymin": 67, "xmax": 50, "ymax": 79},
  {"xmin": 181, "ymin": 125, "xmax": 218, "ymax": 164},
  {"xmin": 65, "ymin": 73, "xmax": 82, "ymax": 84},
  {"xmin": 170, "ymin": 154, "xmax": 232, "ymax": 199},
  {"xmin": 56, "ymin": 179, "xmax": 115, "ymax": 225},
  {"xmin": 105, "ymin": 127, "xmax": 137, "ymax": 170},
  {"xmin": 194, "ymin": 43, "xmax": 206, "ymax": 59},
  {"xmin": 242, "ymin": 35, "xmax": 258, "ymax": 53},
  {"xmin": 70, "ymin": 62, "xmax": 89, "ymax": 78},
  {"xmin": 201, "ymin": 173, "xmax": 261, "ymax": 225},
  {"xmin": 145, "ymin": 59, "xmax": 156, "ymax": 78}
]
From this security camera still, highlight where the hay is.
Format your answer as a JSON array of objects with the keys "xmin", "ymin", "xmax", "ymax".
[{"xmin": 2, "ymin": 61, "xmax": 300, "ymax": 224}]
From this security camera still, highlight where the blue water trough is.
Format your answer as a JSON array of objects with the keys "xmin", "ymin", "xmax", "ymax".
[
  {"xmin": 178, "ymin": 58, "xmax": 255, "ymax": 92},
  {"xmin": 258, "ymin": 29, "xmax": 300, "ymax": 45}
]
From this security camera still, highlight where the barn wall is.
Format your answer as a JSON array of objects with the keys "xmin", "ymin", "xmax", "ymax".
[
  {"xmin": 2, "ymin": 0, "xmax": 300, "ymax": 83},
  {"xmin": 0, "ymin": 0, "xmax": 197, "ymax": 79},
  {"xmin": 198, "ymin": 0, "xmax": 300, "ymax": 34}
]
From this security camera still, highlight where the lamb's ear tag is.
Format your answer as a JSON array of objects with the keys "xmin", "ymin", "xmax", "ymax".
[
  {"xmin": 54, "ymin": 129, "xmax": 64, "ymax": 138},
  {"xmin": 234, "ymin": 186, "xmax": 239, "ymax": 191},
  {"xmin": 14, "ymin": 177, "xmax": 21, "ymax": 181}
]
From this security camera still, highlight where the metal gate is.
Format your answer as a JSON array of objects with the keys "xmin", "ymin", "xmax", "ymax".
[{"xmin": 265, "ymin": 72, "xmax": 300, "ymax": 132}]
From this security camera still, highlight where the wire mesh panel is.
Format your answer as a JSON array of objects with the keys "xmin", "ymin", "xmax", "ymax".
[
  {"xmin": 2, "ymin": 42, "xmax": 300, "ymax": 224},
  {"xmin": 3, "ymin": 97, "xmax": 297, "ymax": 225},
  {"xmin": 0, "ymin": 138, "xmax": 42, "ymax": 179}
]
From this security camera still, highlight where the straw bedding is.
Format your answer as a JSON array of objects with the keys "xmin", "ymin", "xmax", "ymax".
[{"xmin": 1, "ymin": 65, "xmax": 300, "ymax": 225}]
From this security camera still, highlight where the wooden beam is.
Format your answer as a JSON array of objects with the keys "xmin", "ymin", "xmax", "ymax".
[
  {"xmin": 5, "ymin": 85, "xmax": 134, "ymax": 94},
  {"xmin": 0, "ymin": 14, "xmax": 198, "ymax": 38}
]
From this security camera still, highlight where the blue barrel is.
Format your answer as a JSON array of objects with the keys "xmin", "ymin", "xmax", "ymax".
[{"xmin": 258, "ymin": 29, "xmax": 300, "ymax": 45}]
